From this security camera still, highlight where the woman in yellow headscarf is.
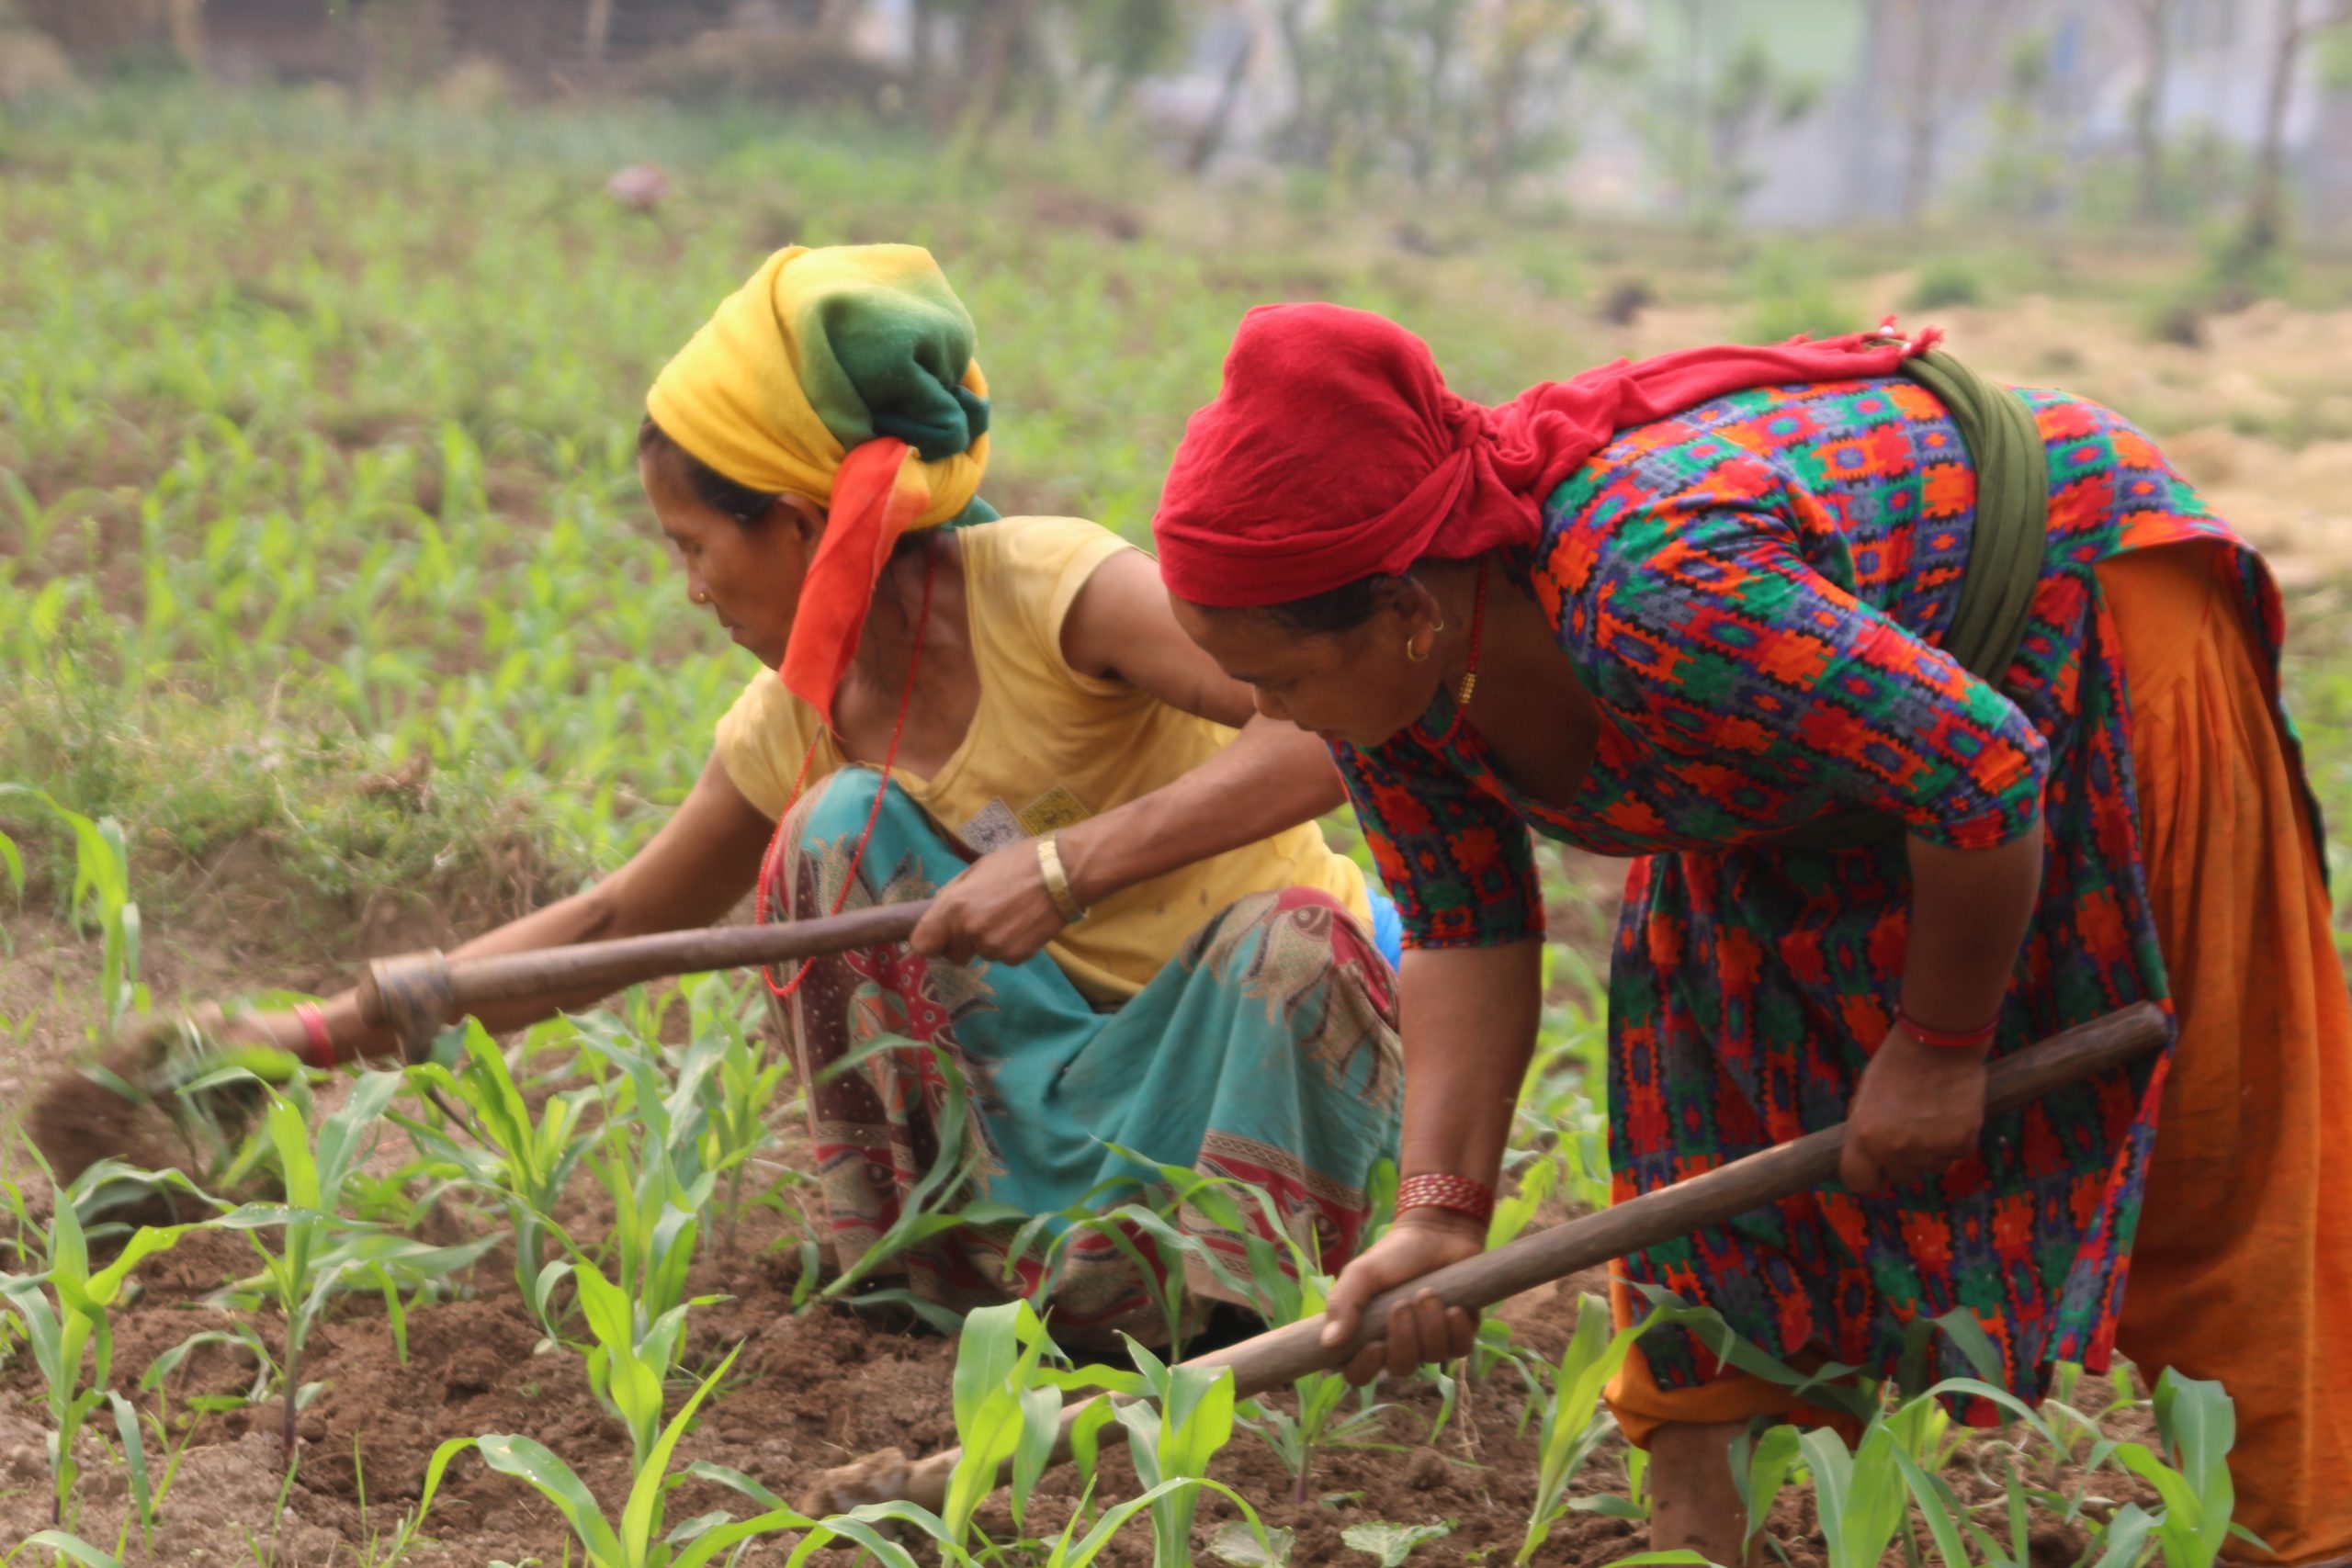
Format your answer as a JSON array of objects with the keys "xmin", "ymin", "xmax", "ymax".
[{"xmin": 63, "ymin": 244, "xmax": 1404, "ymax": 1339}]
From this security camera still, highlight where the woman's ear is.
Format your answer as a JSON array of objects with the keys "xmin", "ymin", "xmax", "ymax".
[
  {"xmin": 1396, "ymin": 572, "xmax": 1443, "ymax": 633},
  {"xmin": 770, "ymin": 492, "xmax": 827, "ymax": 547}
]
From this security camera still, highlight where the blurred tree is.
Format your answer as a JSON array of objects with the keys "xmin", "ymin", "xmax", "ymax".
[
  {"xmin": 1399, "ymin": 0, "xmax": 1471, "ymax": 190},
  {"xmin": 15, "ymin": 0, "xmax": 200, "ymax": 71},
  {"xmin": 1062, "ymin": 0, "xmax": 1186, "ymax": 113},
  {"xmin": 1634, "ymin": 5, "xmax": 1817, "ymax": 230},
  {"xmin": 1866, "ymin": 0, "xmax": 2020, "ymax": 226},
  {"xmin": 1974, "ymin": 28, "xmax": 2075, "ymax": 224},
  {"xmin": 1263, "ymin": 0, "xmax": 1621, "ymax": 201},
  {"xmin": 2128, "ymin": 0, "xmax": 2175, "ymax": 221},
  {"xmin": 1184, "ymin": 6, "xmax": 1256, "ymax": 172},
  {"xmin": 1473, "ymin": 1, "xmax": 1621, "ymax": 209},
  {"xmin": 1695, "ymin": 37, "xmax": 1819, "ymax": 224},
  {"xmin": 2246, "ymin": 0, "xmax": 2352, "ymax": 251}
]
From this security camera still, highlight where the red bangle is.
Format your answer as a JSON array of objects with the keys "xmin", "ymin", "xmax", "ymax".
[
  {"xmin": 1895, "ymin": 1006, "xmax": 2000, "ymax": 1051},
  {"xmin": 1396, "ymin": 1173, "xmax": 1496, "ymax": 1225},
  {"xmin": 293, "ymin": 1003, "xmax": 336, "ymax": 1070}
]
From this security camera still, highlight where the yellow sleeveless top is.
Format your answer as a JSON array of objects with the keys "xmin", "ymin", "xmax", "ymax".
[{"xmin": 714, "ymin": 515, "xmax": 1371, "ymax": 1004}]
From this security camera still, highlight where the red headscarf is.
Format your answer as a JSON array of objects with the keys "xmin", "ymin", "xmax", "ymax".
[{"xmin": 1151, "ymin": 303, "xmax": 1940, "ymax": 606}]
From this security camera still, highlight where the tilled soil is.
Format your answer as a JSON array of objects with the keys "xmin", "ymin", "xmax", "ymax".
[
  {"xmin": 0, "ymin": 1201, "xmax": 1617, "ymax": 1564},
  {"xmin": 0, "ymin": 884, "xmax": 2167, "ymax": 1566}
]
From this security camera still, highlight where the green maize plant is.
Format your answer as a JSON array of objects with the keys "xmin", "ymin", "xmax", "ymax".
[
  {"xmin": 926, "ymin": 1297, "xmax": 1154, "ymax": 1553},
  {"xmin": 574, "ymin": 1011, "xmax": 726, "ymax": 1328},
  {"xmin": 1515, "ymin": 1293, "xmax": 1663, "ymax": 1564},
  {"xmin": 684, "ymin": 974, "xmax": 791, "ymax": 1255},
  {"xmin": 568, "ymin": 1252, "xmax": 727, "ymax": 1478},
  {"xmin": 9, "ymin": 1530, "xmax": 130, "ymax": 1567},
  {"xmin": 408, "ymin": 1348, "xmax": 968, "ymax": 1568},
  {"xmin": 114, "ymin": 1325, "xmax": 277, "ymax": 1555},
  {"xmin": 2094, "ymin": 1371, "xmax": 2249, "ymax": 1568},
  {"xmin": 1115, "ymin": 1335, "xmax": 1282, "ymax": 1568},
  {"xmin": 0, "ymin": 785, "xmax": 142, "ymax": 1033},
  {"xmin": 1514, "ymin": 945, "xmax": 1611, "ymax": 1213},
  {"xmin": 1086, "ymin": 1155, "xmax": 1410, "ymax": 1505},
  {"xmin": 940, "ymin": 1298, "xmax": 1070, "ymax": 1549},
  {"xmin": 1236, "ymin": 1268, "xmax": 1407, "ymax": 1503},
  {"xmin": 399, "ymin": 1018, "xmax": 599, "ymax": 1340},
  {"xmin": 0, "ymin": 1193, "xmax": 190, "ymax": 1529},
  {"xmin": 344, "ymin": 1433, "xmax": 447, "ymax": 1568},
  {"xmin": 1007, "ymin": 1142, "xmax": 1289, "ymax": 1357},
  {"xmin": 209, "ymin": 1074, "xmax": 499, "ymax": 1466},
  {"xmin": 1024, "ymin": 1145, "xmax": 1417, "ymax": 1506},
  {"xmin": 1735, "ymin": 1377, "xmax": 2061, "ymax": 1568}
]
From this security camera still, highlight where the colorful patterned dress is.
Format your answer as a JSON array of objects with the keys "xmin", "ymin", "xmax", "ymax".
[
  {"xmin": 1336, "ymin": 376, "xmax": 2312, "ymax": 1406},
  {"xmin": 767, "ymin": 770, "xmax": 1405, "ymax": 1343}
]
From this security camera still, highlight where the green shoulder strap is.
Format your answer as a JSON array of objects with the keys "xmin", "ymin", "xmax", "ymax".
[{"xmin": 1770, "ymin": 350, "xmax": 2047, "ymax": 852}]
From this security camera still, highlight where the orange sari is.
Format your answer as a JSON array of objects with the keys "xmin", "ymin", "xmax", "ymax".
[{"xmin": 1607, "ymin": 542, "xmax": 2352, "ymax": 1566}]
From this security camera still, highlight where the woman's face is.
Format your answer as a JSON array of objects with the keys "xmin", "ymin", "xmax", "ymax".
[
  {"xmin": 639, "ymin": 445, "xmax": 823, "ymax": 671},
  {"xmin": 1170, "ymin": 593, "xmax": 1444, "ymax": 750}
]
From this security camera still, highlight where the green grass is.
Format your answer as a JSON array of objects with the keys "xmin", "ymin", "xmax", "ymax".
[
  {"xmin": 0, "ymin": 86, "xmax": 1622, "ymax": 920},
  {"xmin": 7, "ymin": 86, "xmax": 2352, "ymax": 929}
]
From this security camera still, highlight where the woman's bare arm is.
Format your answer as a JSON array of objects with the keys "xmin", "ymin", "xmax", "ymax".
[
  {"xmin": 245, "ymin": 750, "xmax": 775, "ymax": 1060},
  {"xmin": 910, "ymin": 548, "xmax": 1352, "ymax": 964},
  {"xmin": 1054, "ymin": 550, "xmax": 1348, "ymax": 904},
  {"xmin": 1320, "ymin": 940, "xmax": 1544, "ymax": 1377}
]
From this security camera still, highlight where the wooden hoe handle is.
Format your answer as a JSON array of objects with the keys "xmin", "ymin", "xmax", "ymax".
[
  {"xmin": 355, "ymin": 901, "xmax": 934, "ymax": 1039},
  {"xmin": 802, "ymin": 1000, "xmax": 2171, "ymax": 1517}
]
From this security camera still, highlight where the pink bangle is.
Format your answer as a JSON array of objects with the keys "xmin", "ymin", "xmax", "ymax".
[
  {"xmin": 1396, "ymin": 1173, "xmax": 1496, "ymax": 1225},
  {"xmin": 292, "ymin": 1003, "xmax": 336, "ymax": 1070},
  {"xmin": 1895, "ymin": 1006, "xmax": 2000, "ymax": 1051}
]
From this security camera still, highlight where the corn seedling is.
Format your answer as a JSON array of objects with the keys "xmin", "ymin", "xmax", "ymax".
[
  {"xmin": 1116, "ymin": 1335, "xmax": 1281, "ymax": 1568},
  {"xmin": 1735, "ymin": 1376, "xmax": 2060, "ymax": 1568},
  {"xmin": 9, "ymin": 1531, "xmax": 127, "ymax": 1567},
  {"xmin": 1512, "ymin": 1293, "xmax": 1663, "ymax": 1563},
  {"xmin": 568, "ymin": 1251, "xmax": 725, "ymax": 1476},
  {"xmin": 575, "ymin": 1011, "xmax": 726, "ymax": 1328},
  {"xmin": 413, "ymin": 1347, "xmax": 969, "ymax": 1568},
  {"xmin": 2097, "ymin": 1371, "xmax": 2252, "ymax": 1568},
  {"xmin": 345, "ymin": 1433, "xmax": 444, "ymax": 1568},
  {"xmin": 940, "ymin": 1298, "xmax": 1069, "ymax": 1548},
  {"xmin": 685, "ymin": 974, "xmax": 789, "ymax": 1254},
  {"xmin": 892, "ymin": 1297, "xmax": 1144, "ymax": 1555},
  {"xmin": 0, "ymin": 1193, "xmax": 190, "ymax": 1529},
  {"xmin": 0, "ymin": 786, "xmax": 142, "ymax": 1033},
  {"xmin": 400, "ymin": 1018, "xmax": 599, "ymax": 1340},
  {"xmin": 209, "ymin": 1073, "xmax": 498, "ymax": 1465},
  {"xmin": 1238, "ymin": 1268, "xmax": 1407, "ymax": 1503}
]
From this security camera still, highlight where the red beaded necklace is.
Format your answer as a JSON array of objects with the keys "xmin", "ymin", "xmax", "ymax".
[
  {"xmin": 1437, "ymin": 558, "xmax": 1488, "ymax": 745},
  {"xmin": 753, "ymin": 547, "xmax": 935, "ymax": 1001}
]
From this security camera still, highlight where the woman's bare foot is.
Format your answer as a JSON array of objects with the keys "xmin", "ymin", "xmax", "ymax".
[{"xmin": 1646, "ymin": 1418, "xmax": 1754, "ymax": 1566}]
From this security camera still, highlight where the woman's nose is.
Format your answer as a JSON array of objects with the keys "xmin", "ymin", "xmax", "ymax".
[
  {"xmin": 1252, "ymin": 685, "xmax": 1291, "ymax": 723},
  {"xmin": 684, "ymin": 562, "xmax": 710, "ymax": 605}
]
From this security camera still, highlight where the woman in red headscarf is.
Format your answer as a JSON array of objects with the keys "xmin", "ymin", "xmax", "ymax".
[{"xmin": 1155, "ymin": 303, "xmax": 2352, "ymax": 1565}]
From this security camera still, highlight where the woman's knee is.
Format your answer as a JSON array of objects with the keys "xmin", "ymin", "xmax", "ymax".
[{"xmin": 786, "ymin": 766, "xmax": 915, "ymax": 843}]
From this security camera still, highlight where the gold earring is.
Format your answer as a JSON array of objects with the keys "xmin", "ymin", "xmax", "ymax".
[{"xmin": 1405, "ymin": 617, "xmax": 1445, "ymax": 663}]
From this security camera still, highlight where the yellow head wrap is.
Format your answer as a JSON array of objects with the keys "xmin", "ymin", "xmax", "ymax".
[{"xmin": 645, "ymin": 244, "xmax": 994, "ymax": 722}]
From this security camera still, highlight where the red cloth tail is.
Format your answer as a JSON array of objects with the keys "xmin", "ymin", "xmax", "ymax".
[{"xmin": 780, "ymin": 437, "xmax": 932, "ymax": 728}]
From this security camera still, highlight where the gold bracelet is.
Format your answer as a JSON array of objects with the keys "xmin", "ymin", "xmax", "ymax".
[{"xmin": 1035, "ymin": 835, "xmax": 1086, "ymax": 923}]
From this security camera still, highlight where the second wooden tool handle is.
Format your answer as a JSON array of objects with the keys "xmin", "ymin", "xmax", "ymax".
[
  {"xmin": 839, "ymin": 999, "xmax": 2171, "ymax": 1516},
  {"xmin": 356, "ymin": 900, "xmax": 934, "ymax": 1032},
  {"xmin": 1190, "ymin": 998, "xmax": 2170, "ymax": 1397}
]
